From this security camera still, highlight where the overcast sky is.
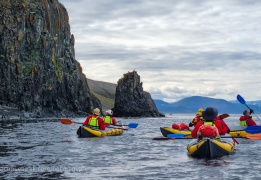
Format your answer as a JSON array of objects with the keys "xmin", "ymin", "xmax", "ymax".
[{"xmin": 59, "ymin": 0, "xmax": 261, "ymax": 102}]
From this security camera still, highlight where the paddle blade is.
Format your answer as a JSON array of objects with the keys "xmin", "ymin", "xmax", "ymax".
[
  {"xmin": 244, "ymin": 134, "xmax": 261, "ymax": 139},
  {"xmin": 219, "ymin": 114, "xmax": 229, "ymax": 119},
  {"xmin": 244, "ymin": 126, "xmax": 261, "ymax": 130},
  {"xmin": 127, "ymin": 123, "xmax": 138, "ymax": 128},
  {"xmin": 167, "ymin": 133, "xmax": 186, "ymax": 138},
  {"xmin": 237, "ymin": 94, "xmax": 246, "ymax": 104},
  {"xmin": 245, "ymin": 129, "xmax": 261, "ymax": 134},
  {"xmin": 244, "ymin": 126, "xmax": 261, "ymax": 134},
  {"xmin": 60, "ymin": 119, "xmax": 74, "ymax": 125}
]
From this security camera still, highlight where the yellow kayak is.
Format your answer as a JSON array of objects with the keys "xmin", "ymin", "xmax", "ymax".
[
  {"xmin": 160, "ymin": 127, "xmax": 250, "ymax": 137},
  {"xmin": 160, "ymin": 127, "xmax": 192, "ymax": 137},
  {"xmin": 187, "ymin": 138, "xmax": 235, "ymax": 158},
  {"xmin": 229, "ymin": 130, "xmax": 250, "ymax": 136},
  {"xmin": 77, "ymin": 126, "xmax": 124, "ymax": 138}
]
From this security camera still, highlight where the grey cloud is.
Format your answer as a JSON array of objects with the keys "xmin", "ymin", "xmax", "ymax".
[
  {"xmin": 59, "ymin": 0, "xmax": 261, "ymax": 101},
  {"xmin": 75, "ymin": 41, "xmax": 261, "ymax": 71}
]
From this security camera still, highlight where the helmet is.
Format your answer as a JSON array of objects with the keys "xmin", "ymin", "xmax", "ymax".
[
  {"xmin": 196, "ymin": 112, "xmax": 202, "ymax": 117},
  {"xmin": 106, "ymin": 110, "xmax": 113, "ymax": 116},
  {"xmin": 198, "ymin": 108, "xmax": 204, "ymax": 112},
  {"xmin": 93, "ymin": 108, "xmax": 101, "ymax": 115}
]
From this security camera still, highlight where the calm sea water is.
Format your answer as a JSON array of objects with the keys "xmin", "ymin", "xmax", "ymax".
[{"xmin": 1, "ymin": 114, "xmax": 261, "ymax": 180}]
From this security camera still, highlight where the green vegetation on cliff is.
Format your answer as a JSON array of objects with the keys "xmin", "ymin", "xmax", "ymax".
[{"xmin": 87, "ymin": 79, "xmax": 116, "ymax": 111}]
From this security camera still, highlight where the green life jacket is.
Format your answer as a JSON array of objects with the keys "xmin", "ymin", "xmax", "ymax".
[
  {"xmin": 203, "ymin": 121, "xmax": 215, "ymax": 126},
  {"xmin": 240, "ymin": 120, "xmax": 248, "ymax": 126},
  {"xmin": 103, "ymin": 116, "xmax": 113, "ymax": 124},
  {"xmin": 88, "ymin": 116, "xmax": 99, "ymax": 129}
]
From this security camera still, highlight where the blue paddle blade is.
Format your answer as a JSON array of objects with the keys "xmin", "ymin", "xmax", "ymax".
[
  {"xmin": 127, "ymin": 123, "xmax": 138, "ymax": 128},
  {"xmin": 245, "ymin": 129, "xmax": 261, "ymax": 134},
  {"xmin": 243, "ymin": 126, "xmax": 261, "ymax": 130},
  {"xmin": 243, "ymin": 126, "xmax": 261, "ymax": 134},
  {"xmin": 167, "ymin": 133, "xmax": 186, "ymax": 138},
  {"xmin": 237, "ymin": 94, "xmax": 246, "ymax": 104}
]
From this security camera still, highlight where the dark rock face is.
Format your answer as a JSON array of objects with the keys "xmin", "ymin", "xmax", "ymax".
[
  {"xmin": 113, "ymin": 71, "xmax": 164, "ymax": 117},
  {"xmin": 0, "ymin": 0, "xmax": 101, "ymax": 117}
]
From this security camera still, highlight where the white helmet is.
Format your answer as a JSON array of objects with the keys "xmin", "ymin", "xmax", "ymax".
[{"xmin": 106, "ymin": 110, "xmax": 113, "ymax": 116}]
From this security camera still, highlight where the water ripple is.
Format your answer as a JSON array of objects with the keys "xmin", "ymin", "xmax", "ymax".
[{"xmin": 1, "ymin": 114, "xmax": 261, "ymax": 179}]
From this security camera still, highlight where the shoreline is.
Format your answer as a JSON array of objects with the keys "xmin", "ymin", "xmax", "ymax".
[{"xmin": 0, "ymin": 105, "xmax": 87, "ymax": 121}]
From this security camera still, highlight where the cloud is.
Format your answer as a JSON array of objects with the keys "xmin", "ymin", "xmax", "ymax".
[{"xmin": 59, "ymin": 0, "xmax": 261, "ymax": 101}]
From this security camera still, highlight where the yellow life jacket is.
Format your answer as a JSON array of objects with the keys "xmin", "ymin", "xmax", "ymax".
[
  {"xmin": 103, "ymin": 116, "xmax": 113, "ymax": 124},
  {"xmin": 240, "ymin": 120, "xmax": 247, "ymax": 126},
  {"xmin": 88, "ymin": 116, "xmax": 99, "ymax": 129},
  {"xmin": 203, "ymin": 121, "xmax": 215, "ymax": 126}
]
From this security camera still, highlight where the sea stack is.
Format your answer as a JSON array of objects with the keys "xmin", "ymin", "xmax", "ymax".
[
  {"xmin": 113, "ymin": 71, "xmax": 164, "ymax": 117},
  {"xmin": 0, "ymin": 0, "xmax": 101, "ymax": 117}
]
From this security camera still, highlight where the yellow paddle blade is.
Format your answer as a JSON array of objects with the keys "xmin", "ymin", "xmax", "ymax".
[
  {"xmin": 60, "ymin": 119, "xmax": 74, "ymax": 124},
  {"xmin": 244, "ymin": 134, "xmax": 261, "ymax": 139}
]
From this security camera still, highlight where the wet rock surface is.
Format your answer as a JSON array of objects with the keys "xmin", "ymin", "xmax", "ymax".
[
  {"xmin": 0, "ymin": 0, "xmax": 101, "ymax": 119},
  {"xmin": 113, "ymin": 71, "xmax": 164, "ymax": 117}
]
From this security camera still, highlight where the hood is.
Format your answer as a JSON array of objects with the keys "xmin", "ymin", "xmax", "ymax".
[
  {"xmin": 240, "ymin": 116, "xmax": 251, "ymax": 121},
  {"xmin": 196, "ymin": 112, "xmax": 202, "ymax": 117}
]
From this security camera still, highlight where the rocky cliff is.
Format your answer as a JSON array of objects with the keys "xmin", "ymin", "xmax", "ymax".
[
  {"xmin": 0, "ymin": 0, "xmax": 101, "ymax": 118},
  {"xmin": 113, "ymin": 71, "xmax": 164, "ymax": 117}
]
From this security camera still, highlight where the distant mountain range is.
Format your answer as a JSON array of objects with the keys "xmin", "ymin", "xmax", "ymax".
[
  {"xmin": 155, "ymin": 96, "xmax": 261, "ymax": 114},
  {"xmin": 85, "ymin": 79, "xmax": 261, "ymax": 115}
]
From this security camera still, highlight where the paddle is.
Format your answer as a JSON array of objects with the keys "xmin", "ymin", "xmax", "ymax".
[
  {"xmin": 219, "ymin": 113, "xmax": 230, "ymax": 119},
  {"xmin": 111, "ymin": 123, "xmax": 138, "ymax": 128},
  {"xmin": 230, "ymin": 126, "xmax": 261, "ymax": 134},
  {"xmin": 244, "ymin": 134, "xmax": 261, "ymax": 139},
  {"xmin": 167, "ymin": 134, "xmax": 187, "ymax": 138},
  {"xmin": 243, "ymin": 126, "xmax": 261, "ymax": 130},
  {"xmin": 232, "ymin": 137, "xmax": 239, "ymax": 144},
  {"xmin": 153, "ymin": 134, "xmax": 192, "ymax": 140},
  {"xmin": 152, "ymin": 136, "xmax": 241, "ymax": 140},
  {"xmin": 153, "ymin": 137, "xmax": 188, "ymax": 140},
  {"xmin": 60, "ymin": 119, "xmax": 128, "ymax": 130},
  {"xmin": 229, "ymin": 126, "xmax": 261, "ymax": 134},
  {"xmin": 153, "ymin": 135, "xmax": 261, "ymax": 140},
  {"xmin": 241, "ymin": 126, "xmax": 261, "ymax": 134},
  {"xmin": 237, "ymin": 94, "xmax": 260, "ymax": 120},
  {"xmin": 167, "ymin": 133, "xmax": 240, "ymax": 139},
  {"xmin": 168, "ymin": 130, "xmax": 239, "ymax": 144},
  {"xmin": 166, "ymin": 130, "xmax": 261, "ymax": 140},
  {"xmin": 60, "ymin": 119, "xmax": 81, "ymax": 124}
]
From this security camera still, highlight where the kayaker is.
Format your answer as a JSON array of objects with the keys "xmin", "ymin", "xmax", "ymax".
[
  {"xmin": 82, "ymin": 108, "xmax": 105, "ymax": 130},
  {"xmin": 214, "ymin": 115, "xmax": 230, "ymax": 134},
  {"xmin": 191, "ymin": 107, "xmax": 229, "ymax": 138},
  {"xmin": 103, "ymin": 110, "xmax": 117, "ymax": 126},
  {"xmin": 239, "ymin": 109, "xmax": 257, "ymax": 126},
  {"xmin": 189, "ymin": 108, "xmax": 204, "ymax": 127}
]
